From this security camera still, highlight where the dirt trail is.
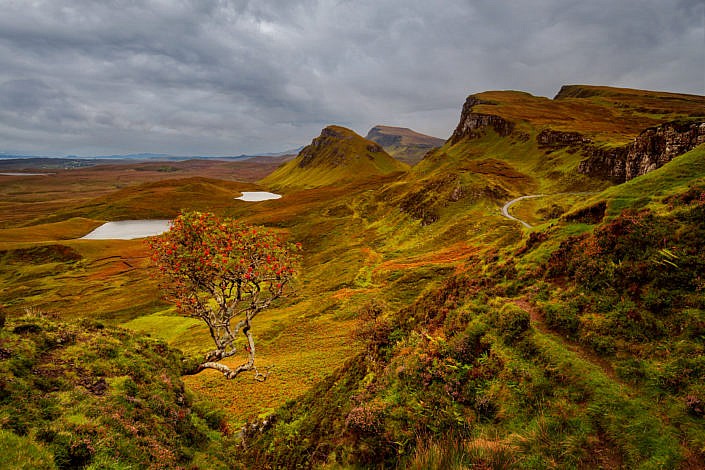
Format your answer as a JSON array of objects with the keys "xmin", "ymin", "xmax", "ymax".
[{"xmin": 513, "ymin": 298, "xmax": 623, "ymax": 385}]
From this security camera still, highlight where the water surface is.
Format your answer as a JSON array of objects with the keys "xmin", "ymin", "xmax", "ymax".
[
  {"xmin": 81, "ymin": 220, "xmax": 171, "ymax": 240},
  {"xmin": 235, "ymin": 191, "xmax": 281, "ymax": 202},
  {"xmin": 0, "ymin": 172, "xmax": 53, "ymax": 176}
]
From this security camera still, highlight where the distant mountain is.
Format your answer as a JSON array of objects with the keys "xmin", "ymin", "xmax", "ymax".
[
  {"xmin": 0, "ymin": 157, "xmax": 98, "ymax": 170},
  {"xmin": 365, "ymin": 125, "xmax": 445, "ymax": 165},
  {"xmin": 0, "ymin": 148, "xmax": 304, "ymax": 162},
  {"xmin": 94, "ymin": 153, "xmax": 174, "ymax": 160},
  {"xmin": 261, "ymin": 125, "xmax": 408, "ymax": 189}
]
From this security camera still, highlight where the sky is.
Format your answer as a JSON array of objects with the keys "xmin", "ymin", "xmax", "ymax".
[{"xmin": 0, "ymin": 0, "xmax": 703, "ymax": 157}]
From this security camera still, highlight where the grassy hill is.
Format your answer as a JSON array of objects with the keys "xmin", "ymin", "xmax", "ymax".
[
  {"xmin": 261, "ymin": 125, "xmax": 409, "ymax": 190},
  {"xmin": 1, "ymin": 85, "xmax": 704, "ymax": 469},
  {"xmin": 0, "ymin": 311, "xmax": 234, "ymax": 469},
  {"xmin": 235, "ymin": 87, "xmax": 705, "ymax": 468}
]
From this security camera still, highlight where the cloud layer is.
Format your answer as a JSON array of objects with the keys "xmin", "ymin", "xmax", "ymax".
[{"xmin": 0, "ymin": 0, "xmax": 702, "ymax": 156}]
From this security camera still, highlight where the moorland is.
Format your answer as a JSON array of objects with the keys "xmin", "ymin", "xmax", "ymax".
[{"xmin": 1, "ymin": 84, "xmax": 705, "ymax": 469}]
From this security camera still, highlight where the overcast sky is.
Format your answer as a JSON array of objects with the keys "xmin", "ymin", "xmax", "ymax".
[{"xmin": 0, "ymin": 0, "xmax": 702, "ymax": 157}]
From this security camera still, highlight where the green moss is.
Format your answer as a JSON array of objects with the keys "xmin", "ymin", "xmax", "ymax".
[
  {"xmin": 0, "ymin": 430, "xmax": 56, "ymax": 469},
  {"xmin": 0, "ymin": 314, "xmax": 231, "ymax": 469}
]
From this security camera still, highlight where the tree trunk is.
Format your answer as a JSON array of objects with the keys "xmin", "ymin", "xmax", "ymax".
[{"xmin": 188, "ymin": 322, "xmax": 269, "ymax": 381}]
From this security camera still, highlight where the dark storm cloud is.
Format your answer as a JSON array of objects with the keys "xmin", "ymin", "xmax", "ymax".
[{"xmin": 0, "ymin": 0, "xmax": 702, "ymax": 156}]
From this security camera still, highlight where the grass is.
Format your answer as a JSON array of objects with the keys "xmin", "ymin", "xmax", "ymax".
[
  {"xmin": 0, "ymin": 430, "xmax": 56, "ymax": 469},
  {"xmin": 182, "ymin": 310, "xmax": 360, "ymax": 426},
  {"xmin": 121, "ymin": 309, "xmax": 202, "ymax": 345},
  {"xmin": 262, "ymin": 125, "xmax": 408, "ymax": 190},
  {"xmin": 0, "ymin": 312, "xmax": 233, "ymax": 469},
  {"xmin": 1, "ymin": 85, "xmax": 704, "ymax": 468},
  {"xmin": 530, "ymin": 329, "xmax": 683, "ymax": 468}
]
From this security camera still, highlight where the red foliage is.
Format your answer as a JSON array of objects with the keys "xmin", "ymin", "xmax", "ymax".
[{"xmin": 146, "ymin": 211, "xmax": 301, "ymax": 318}]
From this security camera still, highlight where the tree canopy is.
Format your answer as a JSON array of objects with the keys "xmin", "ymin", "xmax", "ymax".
[{"xmin": 148, "ymin": 211, "xmax": 301, "ymax": 380}]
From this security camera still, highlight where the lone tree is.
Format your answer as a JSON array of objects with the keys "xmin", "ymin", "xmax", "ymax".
[{"xmin": 148, "ymin": 211, "xmax": 300, "ymax": 381}]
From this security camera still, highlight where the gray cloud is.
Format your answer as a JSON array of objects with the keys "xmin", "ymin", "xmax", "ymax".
[{"xmin": 0, "ymin": 0, "xmax": 702, "ymax": 156}]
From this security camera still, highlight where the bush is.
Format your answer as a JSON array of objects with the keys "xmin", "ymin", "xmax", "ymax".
[
  {"xmin": 496, "ymin": 304, "xmax": 530, "ymax": 341},
  {"xmin": 448, "ymin": 321, "xmax": 489, "ymax": 363},
  {"xmin": 685, "ymin": 385, "xmax": 705, "ymax": 417},
  {"xmin": 542, "ymin": 301, "xmax": 580, "ymax": 336},
  {"xmin": 192, "ymin": 399, "xmax": 228, "ymax": 432}
]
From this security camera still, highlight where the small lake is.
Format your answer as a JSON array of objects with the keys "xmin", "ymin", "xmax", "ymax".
[
  {"xmin": 236, "ymin": 191, "xmax": 281, "ymax": 202},
  {"xmin": 0, "ymin": 172, "xmax": 53, "ymax": 176},
  {"xmin": 81, "ymin": 220, "xmax": 171, "ymax": 240}
]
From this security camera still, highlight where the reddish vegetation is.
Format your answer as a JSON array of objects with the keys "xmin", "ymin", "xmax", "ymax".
[
  {"xmin": 0, "ymin": 158, "xmax": 287, "ymax": 227},
  {"xmin": 148, "ymin": 211, "xmax": 301, "ymax": 380}
]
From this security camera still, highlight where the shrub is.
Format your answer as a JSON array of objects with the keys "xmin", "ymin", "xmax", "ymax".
[
  {"xmin": 496, "ymin": 304, "xmax": 530, "ymax": 341},
  {"xmin": 192, "ymin": 399, "xmax": 228, "ymax": 432},
  {"xmin": 685, "ymin": 386, "xmax": 705, "ymax": 417},
  {"xmin": 542, "ymin": 301, "xmax": 579, "ymax": 336},
  {"xmin": 448, "ymin": 322, "xmax": 489, "ymax": 363},
  {"xmin": 474, "ymin": 390, "xmax": 499, "ymax": 422}
]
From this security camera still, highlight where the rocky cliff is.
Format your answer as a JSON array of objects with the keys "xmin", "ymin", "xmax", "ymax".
[
  {"xmin": 448, "ymin": 96, "xmax": 514, "ymax": 144},
  {"xmin": 578, "ymin": 120, "xmax": 705, "ymax": 182},
  {"xmin": 537, "ymin": 129, "xmax": 591, "ymax": 148}
]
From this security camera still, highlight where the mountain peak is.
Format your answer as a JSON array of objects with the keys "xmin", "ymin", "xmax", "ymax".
[
  {"xmin": 261, "ymin": 125, "xmax": 407, "ymax": 189},
  {"xmin": 365, "ymin": 125, "xmax": 445, "ymax": 165},
  {"xmin": 297, "ymin": 125, "xmax": 385, "ymax": 169}
]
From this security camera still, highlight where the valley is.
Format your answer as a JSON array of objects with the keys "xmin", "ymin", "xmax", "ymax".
[{"xmin": 1, "ymin": 85, "xmax": 704, "ymax": 469}]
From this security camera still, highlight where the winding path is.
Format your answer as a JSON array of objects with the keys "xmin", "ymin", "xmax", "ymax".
[{"xmin": 501, "ymin": 194, "xmax": 545, "ymax": 228}]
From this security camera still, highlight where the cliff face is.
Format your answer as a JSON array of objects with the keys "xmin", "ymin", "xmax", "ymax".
[
  {"xmin": 578, "ymin": 121, "xmax": 705, "ymax": 182},
  {"xmin": 537, "ymin": 129, "xmax": 591, "ymax": 148},
  {"xmin": 448, "ymin": 96, "xmax": 514, "ymax": 144}
]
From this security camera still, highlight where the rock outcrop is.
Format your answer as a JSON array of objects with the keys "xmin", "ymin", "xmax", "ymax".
[
  {"xmin": 578, "ymin": 121, "xmax": 705, "ymax": 183},
  {"xmin": 448, "ymin": 96, "xmax": 514, "ymax": 145},
  {"xmin": 537, "ymin": 129, "xmax": 591, "ymax": 148}
]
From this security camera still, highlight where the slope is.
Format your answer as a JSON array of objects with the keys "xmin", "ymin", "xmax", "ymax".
[
  {"xmin": 2, "ymin": 84, "xmax": 704, "ymax": 469},
  {"xmin": 261, "ymin": 125, "xmax": 409, "ymax": 190},
  {"xmin": 235, "ymin": 86, "xmax": 705, "ymax": 469}
]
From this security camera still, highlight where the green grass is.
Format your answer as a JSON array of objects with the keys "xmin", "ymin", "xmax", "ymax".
[
  {"xmin": 598, "ymin": 145, "xmax": 705, "ymax": 216},
  {"xmin": 121, "ymin": 309, "xmax": 202, "ymax": 346},
  {"xmin": 530, "ymin": 330, "xmax": 683, "ymax": 468},
  {"xmin": 1, "ymin": 86, "xmax": 704, "ymax": 468},
  {"xmin": 0, "ymin": 430, "xmax": 56, "ymax": 470},
  {"xmin": 0, "ymin": 312, "xmax": 233, "ymax": 469},
  {"xmin": 262, "ymin": 125, "xmax": 408, "ymax": 190}
]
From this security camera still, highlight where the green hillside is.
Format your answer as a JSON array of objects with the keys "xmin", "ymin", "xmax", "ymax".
[
  {"xmin": 261, "ymin": 125, "xmax": 409, "ymax": 190},
  {"xmin": 1, "ymin": 85, "xmax": 704, "ymax": 469},
  {"xmin": 236, "ymin": 87, "xmax": 705, "ymax": 468},
  {"xmin": 0, "ymin": 312, "xmax": 232, "ymax": 469}
]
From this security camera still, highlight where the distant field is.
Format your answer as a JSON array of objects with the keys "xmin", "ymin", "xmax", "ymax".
[
  {"xmin": 0, "ymin": 157, "xmax": 287, "ymax": 228},
  {"xmin": 0, "ymin": 157, "xmax": 368, "ymax": 427}
]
